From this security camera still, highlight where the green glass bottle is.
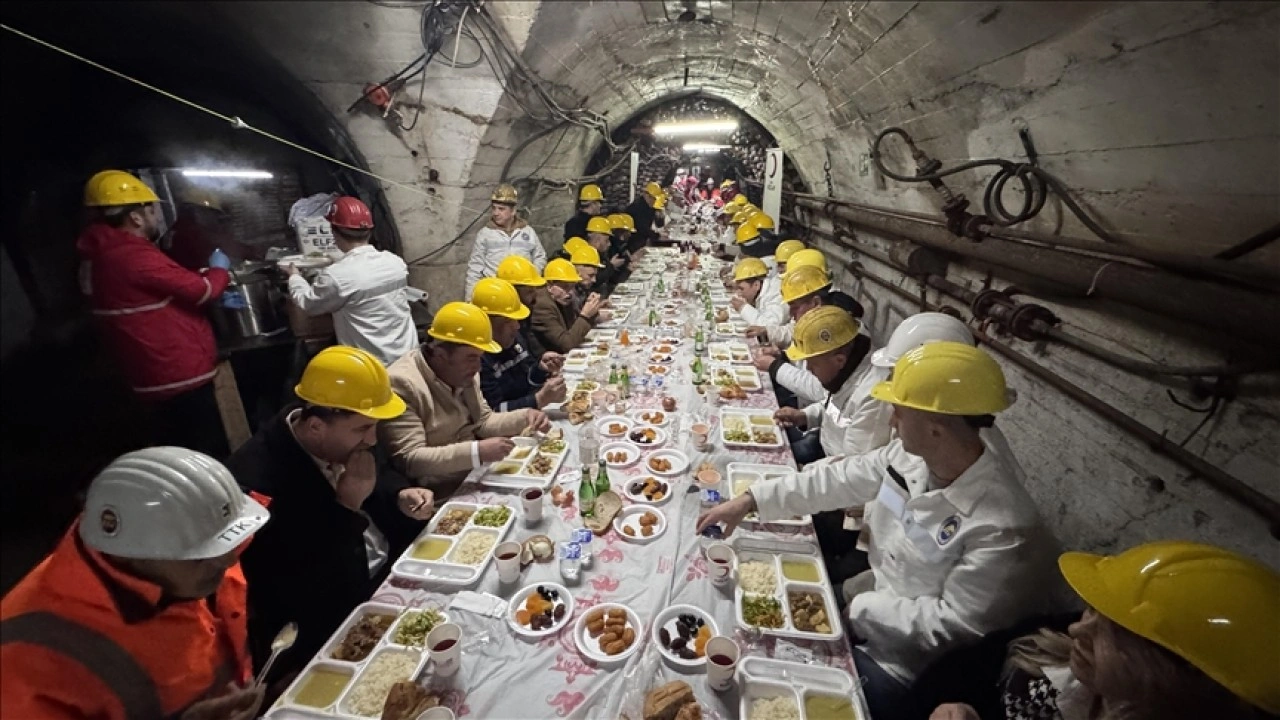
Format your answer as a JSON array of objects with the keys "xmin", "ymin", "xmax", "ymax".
[
  {"xmin": 618, "ymin": 365, "xmax": 631, "ymax": 399},
  {"xmin": 608, "ymin": 363, "xmax": 619, "ymax": 386},
  {"xmin": 692, "ymin": 354, "xmax": 705, "ymax": 385},
  {"xmin": 579, "ymin": 465, "xmax": 597, "ymax": 518},
  {"xmin": 594, "ymin": 459, "xmax": 611, "ymax": 497},
  {"xmin": 694, "ymin": 325, "xmax": 706, "ymax": 354},
  {"xmin": 649, "ymin": 308, "xmax": 659, "ymax": 327}
]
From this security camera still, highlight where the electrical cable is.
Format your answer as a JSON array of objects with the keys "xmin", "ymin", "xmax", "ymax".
[{"xmin": 870, "ymin": 127, "xmax": 1123, "ymax": 244}]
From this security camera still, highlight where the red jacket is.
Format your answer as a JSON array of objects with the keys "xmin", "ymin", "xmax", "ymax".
[
  {"xmin": 77, "ymin": 223, "xmax": 229, "ymax": 399},
  {"xmin": 1, "ymin": 524, "xmax": 253, "ymax": 719}
]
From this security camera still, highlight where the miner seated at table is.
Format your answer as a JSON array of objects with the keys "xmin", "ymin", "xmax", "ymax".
[
  {"xmin": 380, "ymin": 301, "xmax": 551, "ymax": 499},
  {"xmin": 227, "ymin": 346, "xmax": 433, "ymax": 684}
]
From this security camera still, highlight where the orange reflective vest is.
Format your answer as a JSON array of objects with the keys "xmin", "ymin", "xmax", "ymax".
[{"xmin": 1, "ymin": 523, "xmax": 252, "ymax": 719}]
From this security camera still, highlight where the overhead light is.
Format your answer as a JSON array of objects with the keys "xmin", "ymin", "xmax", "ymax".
[
  {"xmin": 684, "ymin": 143, "xmax": 730, "ymax": 153},
  {"xmin": 654, "ymin": 120, "xmax": 738, "ymax": 136},
  {"xmin": 181, "ymin": 169, "xmax": 274, "ymax": 179}
]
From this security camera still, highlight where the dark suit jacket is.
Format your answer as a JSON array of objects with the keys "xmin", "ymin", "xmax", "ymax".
[{"xmin": 529, "ymin": 287, "xmax": 593, "ymax": 353}]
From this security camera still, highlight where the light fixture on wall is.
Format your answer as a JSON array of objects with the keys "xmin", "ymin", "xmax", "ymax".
[
  {"xmin": 654, "ymin": 120, "xmax": 738, "ymax": 136},
  {"xmin": 683, "ymin": 143, "xmax": 730, "ymax": 153},
  {"xmin": 180, "ymin": 169, "xmax": 274, "ymax": 179}
]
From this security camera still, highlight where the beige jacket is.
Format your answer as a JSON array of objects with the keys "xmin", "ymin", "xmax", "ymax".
[
  {"xmin": 380, "ymin": 349, "xmax": 528, "ymax": 496},
  {"xmin": 529, "ymin": 286, "xmax": 593, "ymax": 353}
]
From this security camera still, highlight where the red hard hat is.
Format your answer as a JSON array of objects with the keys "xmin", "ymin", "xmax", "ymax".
[{"xmin": 326, "ymin": 196, "xmax": 374, "ymax": 230}]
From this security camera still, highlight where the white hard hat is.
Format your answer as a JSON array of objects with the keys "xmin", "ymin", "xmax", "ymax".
[
  {"xmin": 80, "ymin": 447, "xmax": 270, "ymax": 561},
  {"xmin": 871, "ymin": 312, "xmax": 975, "ymax": 369}
]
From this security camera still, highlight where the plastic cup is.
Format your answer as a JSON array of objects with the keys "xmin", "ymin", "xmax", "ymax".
[
  {"xmin": 521, "ymin": 487, "xmax": 544, "ymax": 524},
  {"xmin": 495, "ymin": 541, "xmax": 522, "ymax": 584},
  {"xmin": 706, "ymin": 542, "xmax": 735, "ymax": 587},
  {"xmin": 705, "ymin": 636, "xmax": 740, "ymax": 691},
  {"xmin": 416, "ymin": 708, "xmax": 455, "ymax": 720},
  {"xmin": 426, "ymin": 623, "xmax": 463, "ymax": 677},
  {"xmin": 691, "ymin": 423, "xmax": 711, "ymax": 451}
]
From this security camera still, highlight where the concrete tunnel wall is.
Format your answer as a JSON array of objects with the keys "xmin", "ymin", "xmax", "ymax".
[{"xmin": 218, "ymin": 1, "xmax": 1280, "ymax": 565}]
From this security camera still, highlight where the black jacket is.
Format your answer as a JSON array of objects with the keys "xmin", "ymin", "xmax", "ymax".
[
  {"xmin": 625, "ymin": 198, "xmax": 664, "ymax": 245},
  {"xmin": 227, "ymin": 405, "xmax": 423, "ymax": 681},
  {"xmin": 563, "ymin": 211, "xmax": 593, "ymax": 242},
  {"xmin": 479, "ymin": 332, "xmax": 547, "ymax": 411}
]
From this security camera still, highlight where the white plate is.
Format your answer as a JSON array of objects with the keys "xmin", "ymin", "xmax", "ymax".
[
  {"xmin": 650, "ymin": 604, "xmax": 719, "ymax": 670},
  {"xmin": 629, "ymin": 409, "xmax": 671, "ymax": 427},
  {"xmin": 626, "ymin": 425, "xmax": 667, "ymax": 448},
  {"xmin": 621, "ymin": 475, "xmax": 674, "ymax": 505},
  {"xmin": 596, "ymin": 415, "xmax": 634, "ymax": 439},
  {"xmin": 573, "ymin": 603, "xmax": 644, "ymax": 665},
  {"xmin": 647, "ymin": 353, "xmax": 674, "ymax": 364},
  {"xmin": 601, "ymin": 441, "xmax": 641, "ymax": 468},
  {"xmin": 642, "ymin": 449, "xmax": 689, "ymax": 477},
  {"xmin": 507, "ymin": 582, "xmax": 574, "ymax": 639},
  {"xmin": 613, "ymin": 506, "xmax": 667, "ymax": 544},
  {"xmin": 656, "ymin": 336, "xmax": 683, "ymax": 347}
]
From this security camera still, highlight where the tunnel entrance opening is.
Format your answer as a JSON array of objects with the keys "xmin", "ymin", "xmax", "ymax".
[{"xmin": 583, "ymin": 95, "xmax": 808, "ymax": 225}]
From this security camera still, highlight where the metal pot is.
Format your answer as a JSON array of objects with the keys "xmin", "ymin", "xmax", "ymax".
[{"xmin": 211, "ymin": 270, "xmax": 287, "ymax": 342}]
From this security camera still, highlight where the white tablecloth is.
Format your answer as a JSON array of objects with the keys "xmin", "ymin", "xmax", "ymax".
[{"xmin": 365, "ymin": 253, "xmax": 862, "ymax": 719}]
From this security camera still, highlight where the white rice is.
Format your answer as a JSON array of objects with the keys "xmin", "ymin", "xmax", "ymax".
[
  {"xmin": 448, "ymin": 530, "xmax": 496, "ymax": 565},
  {"xmin": 749, "ymin": 695, "xmax": 801, "ymax": 720},
  {"xmin": 739, "ymin": 561, "xmax": 778, "ymax": 594},
  {"xmin": 343, "ymin": 652, "xmax": 420, "ymax": 717}
]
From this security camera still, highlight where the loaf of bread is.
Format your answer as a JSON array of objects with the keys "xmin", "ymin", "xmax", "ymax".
[{"xmin": 642, "ymin": 681, "xmax": 695, "ymax": 720}]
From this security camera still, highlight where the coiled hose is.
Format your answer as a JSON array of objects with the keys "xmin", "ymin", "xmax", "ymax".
[{"xmin": 870, "ymin": 127, "xmax": 1123, "ymax": 244}]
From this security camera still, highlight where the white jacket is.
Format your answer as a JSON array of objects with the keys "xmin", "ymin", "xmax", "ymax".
[
  {"xmin": 464, "ymin": 222, "xmax": 546, "ymax": 298},
  {"xmin": 288, "ymin": 245, "xmax": 419, "ymax": 367},
  {"xmin": 738, "ymin": 274, "xmax": 787, "ymax": 327},
  {"xmin": 802, "ymin": 360, "xmax": 893, "ymax": 458},
  {"xmin": 750, "ymin": 431, "xmax": 1061, "ymax": 683},
  {"xmin": 775, "ymin": 361, "xmax": 825, "ymax": 405}
]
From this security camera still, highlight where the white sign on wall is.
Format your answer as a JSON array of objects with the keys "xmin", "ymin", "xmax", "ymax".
[
  {"xmin": 763, "ymin": 148, "xmax": 784, "ymax": 223},
  {"xmin": 629, "ymin": 151, "xmax": 639, "ymax": 204}
]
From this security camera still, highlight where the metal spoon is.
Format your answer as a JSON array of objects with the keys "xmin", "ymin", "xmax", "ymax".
[{"xmin": 254, "ymin": 622, "xmax": 298, "ymax": 686}]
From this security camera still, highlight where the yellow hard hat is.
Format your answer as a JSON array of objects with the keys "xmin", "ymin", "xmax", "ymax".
[
  {"xmin": 644, "ymin": 181, "xmax": 665, "ymax": 198},
  {"xmin": 1060, "ymin": 542, "xmax": 1280, "ymax": 714},
  {"xmin": 870, "ymin": 341, "xmax": 1010, "ymax": 415},
  {"xmin": 718, "ymin": 205, "xmax": 737, "ymax": 217},
  {"xmin": 653, "ymin": 195, "xmax": 667, "ymax": 210},
  {"xmin": 491, "ymin": 184, "xmax": 518, "ymax": 204},
  {"xmin": 731, "ymin": 210, "xmax": 755, "ymax": 226},
  {"xmin": 543, "ymin": 258, "xmax": 582, "ymax": 283},
  {"xmin": 295, "ymin": 346, "xmax": 407, "ymax": 419},
  {"xmin": 749, "ymin": 212, "xmax": 776, "ymax": 231},
  {"xmin": 732, "ymin": 258, "xmax": 769, "ymax": 282},
  {"xmin": 84, "ymin": 170, "xmax": 160, "ymax": 207},
  {"xmin": 780, "ymin": 265, "xmax": 832, "ymax": 304},
  {"xmin": 775, "ymin": 239, "xmax": 806, "ymax": 263},
  {"xmin": 427, "ymin": 302, "xmax": 502, "ymax": 353},
  {"xmin": 720, "ymin": 179, "xmax": 735, "ymax": 188},
  {"xmin": 786, "ymin": 306, "xmax": 860, "ymax": 362},
  {"xmin": 731, "ymin": 194, "xmax": 748, "ymax": 207},
  {"xmin": 471, "ymin": 277, "xmax": 530, "ymax": 320},
  {"xmin": 496, "ymin": 255, "xmax": 546, "ymax": 287},
  {"xmin": 180, "ymin": 187, "xmax": 224, "ymax": 212},
  {"xmin": 563, "ymin": 237, "xmax": 589, "ymax": 254},
  {"xmin": 735, "ymin": 221, "xmax": 761, "ymax": 245},
  {"xmin": 569, "ymin": 245, "xmax": 605, "ymax": 268},
  {"xmin": 578, "ymin": 184, "xmax": 604, "ymax": 202},
  {"xmin": 587, "ymin": 217, "xmax": 614, "ymax": 235},
  {"xmin": 613, "ymin": 213, "xmax": 636, "ymax": 232},
  {"xmin": 786, "ymin": 249, "xmax": 828, "ymax": 276}
]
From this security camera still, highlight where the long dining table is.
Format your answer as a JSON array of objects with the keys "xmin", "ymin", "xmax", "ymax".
[{"xmin": 279, "ymin": 245, "xmax": 869, "ymax": 720}]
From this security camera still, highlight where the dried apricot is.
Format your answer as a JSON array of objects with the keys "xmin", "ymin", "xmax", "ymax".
[{"xmin": 516, "ymin": 610, "xmax": 531, "ymax": 626}]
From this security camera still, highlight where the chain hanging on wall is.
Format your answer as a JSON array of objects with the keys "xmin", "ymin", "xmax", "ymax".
[{"xmin": 823, "ymin": 148, "xmax": 834, "ymax": 198}]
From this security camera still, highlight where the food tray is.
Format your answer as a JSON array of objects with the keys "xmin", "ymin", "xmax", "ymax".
[
  {"xmin": 738, "ymin": 657, "xmax": 866, "ymax": 720},
  {"xmin": 733, "ymin": 547, "xmax": 844, "ymax": 643},
  {"xmin": 274, "ymin": 601, "xmax": 446, "ymax": 718},
  {"xmin": 596, "ymin": 308, "xmax": 631, "ymax": 328},
  {"xmin": 584, "ymin": 329, "xmax": 618, "ymax": 343},
  {"xmin": 390, "ymin": 501, "xmax": 517, "ymax": 586},
  {"xmin": 719, "ymin": 410, "xmax": 785, "ymax": 449},
  {"xmin": 725, "ymin": 463, "xmax": 808, "ymax": 526},
  {"xmin": 479, "ymin": 437, "xmax": 569, "ymax": 490},
  {"xmin": 572, "ymin": 603, "xmax": 644, "ymax": 666},
  {"xmin": 650, "ymin": 604, "xmax": 719, "ymax": 671},
  {"xmin": 708, "ymin": 341, "xmax": 753, "ymax": 364},
  {"xmin": 709, "ymin": 364, "xmax": 762, "ymax": 392}
]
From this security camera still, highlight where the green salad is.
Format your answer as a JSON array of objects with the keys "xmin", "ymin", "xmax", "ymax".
[
  {"xmin": 473, "ymin": 506, "xmax": 512, "ymax": 527},
  {"xmin": 393, "ymin": 608, "xmax": 445, "ymax": 646}
]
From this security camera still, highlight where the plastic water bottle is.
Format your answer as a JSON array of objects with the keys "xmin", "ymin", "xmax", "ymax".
[{"xmin": 579, "ymin": 421, "xmax": 599, "ymax": 466}]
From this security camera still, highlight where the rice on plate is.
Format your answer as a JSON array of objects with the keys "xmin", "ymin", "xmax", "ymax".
[
  {"xmin": 344, "ymin": 652, "xmax": 420, "ymax": 716},
  {"xmin": 738, "ymin": 561, "xmax": 777, "ymax": 595},
  {"xmin": 448, "ymin": 531, "xmax": 496, "ymax": 565}
]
